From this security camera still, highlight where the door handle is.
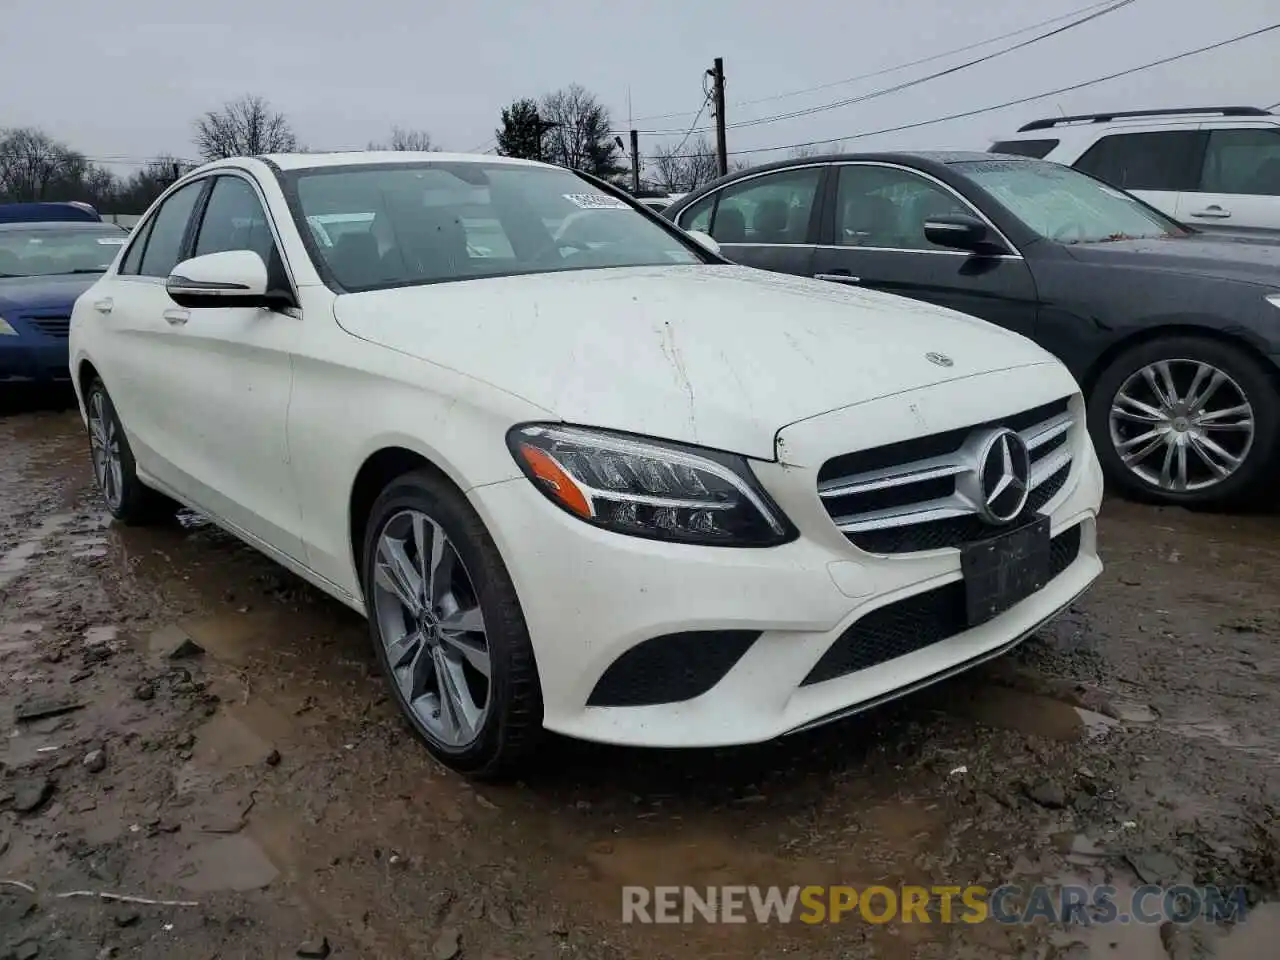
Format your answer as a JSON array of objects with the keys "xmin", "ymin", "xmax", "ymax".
[
  {"xmin": 815, "ymin": 272, "xmax": 861, "ymax": 284},
  {"xmin": 163, "ymin": 308, "xmax": 190, "ymax": 326},
  {"xmin": 1190, "ymin": 206, "xmax": 1231, "ymax": 219},
  {"xmin": 93, "ymin": 298, "xmax": 113, "ymax": 314}
]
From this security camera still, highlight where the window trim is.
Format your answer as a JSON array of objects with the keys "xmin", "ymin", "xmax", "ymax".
[
  {"xmin": 675, "ymin": 162, "xmax": 830, "ymax": 246},
  {"xmin": 821, "ymin": 161, "xmax": 1023, "ymax": 259}
]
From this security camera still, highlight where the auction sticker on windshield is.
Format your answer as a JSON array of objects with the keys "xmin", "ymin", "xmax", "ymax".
[
  {"xmin": 563, "ymin": 193, "xmax": 628, "ymax": 209},
  {"xmin": 97, "ymin": 237, "xmax": 127, "ymax": 245}
]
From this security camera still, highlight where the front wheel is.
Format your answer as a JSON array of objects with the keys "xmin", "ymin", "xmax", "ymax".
[
  {"xmin": 1087, "ymin": 336, "xmax": 1279, "ymax": 507},
  {"xmin": 361, "ymin": 470, "xmax": 543, "ymax": 778},
  {"xmin": 85, "ymin": 379, "xmax": 176, "ymax": 525}
]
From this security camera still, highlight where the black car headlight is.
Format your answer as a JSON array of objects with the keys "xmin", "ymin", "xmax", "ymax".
[{"xmin": 506, "ymin": 424, "xmax": 795, "ymax": 547}]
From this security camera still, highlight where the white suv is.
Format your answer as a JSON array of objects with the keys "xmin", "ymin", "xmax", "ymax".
[
  {"xmin": 68, "ymin": 152, "xmax": 1103, "ymax": 776},
  {"xmin": 991, "ymin": 106, "xmax": 1280, "ymax": 234}
]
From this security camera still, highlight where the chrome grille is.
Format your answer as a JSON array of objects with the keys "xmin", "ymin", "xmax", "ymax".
[
  {"xmin": 27, "ymin": 315, "xmax": 71, "ymax": 339},
  {"xmin": 817, "ymin": 397, "xmax": 1075, "ymax": 554}
]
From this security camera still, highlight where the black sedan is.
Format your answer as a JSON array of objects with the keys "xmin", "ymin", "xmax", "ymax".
[{"xmin": 664, "ymin": 152, "xmax": 1280, "ymax": 508}]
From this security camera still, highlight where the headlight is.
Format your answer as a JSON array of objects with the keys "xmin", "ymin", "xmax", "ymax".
[
  {"xmin": 0, "ymin": 316, "xmax": 17, "ymax": 336},
  {"xmin": 1267, "ymin": 294, "xmax": 1280, "ymax": 310},
  {"xmin": 507, "ymin": 424, "xmax": 795, "ymax": 547}
]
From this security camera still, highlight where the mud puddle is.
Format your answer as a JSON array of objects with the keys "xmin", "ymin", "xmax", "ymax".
[{"xmin": 3, "ymin": 409, "xmax": 1279, "ymax": 958}]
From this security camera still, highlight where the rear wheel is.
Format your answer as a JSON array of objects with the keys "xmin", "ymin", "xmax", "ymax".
[
  {"xmin": 1087, "ymin": 336, "xmax": 1279, "ymax": 507},
  {"xmin": 361, "ymin": 469, "xmax": 542, "ymax": 778},
  {"xmin": 85, "ymin": 379, "xmax": 176, "ymax": 525}
]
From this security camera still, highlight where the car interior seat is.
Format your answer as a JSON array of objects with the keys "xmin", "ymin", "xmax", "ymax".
[
  {"xmin": 329, "ymin": 230, "xmax": 387, "ymax": 288},
  {"xmin": 393, "ymin": 206, "xmax": 469, "ymax": 281},
  {"xmin": 713, "ymin": 206, "xmax": 747, "ymax": 243},
  {"xmin": 751, "ymin": 199, "xmax": 792, "ymax": 243},
  {"xmin": 842, "ymin": 194, "xmax": 897, "ymax": 246}
]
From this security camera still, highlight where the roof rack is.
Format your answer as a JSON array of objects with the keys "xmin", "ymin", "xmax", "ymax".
[{"xmin": 1017, "ymin": 106, "xmax": 1272, "ymax": 133}]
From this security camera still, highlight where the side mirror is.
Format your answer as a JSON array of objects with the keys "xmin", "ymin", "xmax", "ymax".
[
  {"xmin": 686, "ymin": 229, "xmax": 721, "ymax": 256},
  {"xmin": 923, "ymin": 215, "xmax": 1004, "ymax": 255},
  {"xmin": 166, "ymin": 250, "xmax": 272, "ymax": 309}
]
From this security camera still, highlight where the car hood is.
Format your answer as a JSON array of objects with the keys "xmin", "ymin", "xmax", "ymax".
[
  {"xmin": 0, "ymin": 274, "xmax": 99, "ymax": 314},
  {"xmin": 333, "ymin": 265, "xmax": 1057, "ymax": 459},
  {"xmin": 1063, "ymin": 234, "xmax": 1280, "ymax": 287}
]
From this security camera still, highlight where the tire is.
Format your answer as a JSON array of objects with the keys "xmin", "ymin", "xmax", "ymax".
[
  {"xmin": 361, "ymin": 469, "xmax": 542, "ymax": 778},
  {"xmin": 1087, "ymin": 335, "xmax": 1279, "ymax": 507},
  {"xmin": 85, "ymin": 378, "xmax": 177, "ymax": 525}
]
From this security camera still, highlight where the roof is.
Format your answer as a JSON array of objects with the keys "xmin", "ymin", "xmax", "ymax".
[
  {"xmin": 698, "ymin": 150, "xmax": 1031, "ymax": 183},
  {"xmin": 254, "ymin": 151, "xmax": 555, "ymax": 172},
  {"xmin": 1017, "ymin": 105, "xmax": 1272, "ymax": 133},
  {"xmin": 0, "ymin": 201, "xmax": 102, "ymax": 224},
  {"xmin": 0, "ymin": 220, "xmax": 125, "ymax": 233}
]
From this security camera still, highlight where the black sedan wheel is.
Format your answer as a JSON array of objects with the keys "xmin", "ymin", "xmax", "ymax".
[{"xmin": 1088, "ymin": 336, "xmax": 1279, "ymax": 507}]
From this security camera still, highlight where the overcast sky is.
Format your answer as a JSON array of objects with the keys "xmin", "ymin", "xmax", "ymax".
[{"xmin": 2, "ymin": 0, "xmax": 1277, "ymax": 174}]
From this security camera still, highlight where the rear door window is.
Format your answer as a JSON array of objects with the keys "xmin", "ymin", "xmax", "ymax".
[
  {"xmin": 1072, "ymin": 131, "xmax": 1206, "ymax": 191},
  {"xmin": 990, "ymin": 139, "xmax": 1059, "ymax": 159},
  {"xmin": 137, "ymin": 181, "xmax": 205, "ymax": 278},
  {"xmin": 705, "ymin": 167, "xmax": 822, "ymax": 244},
  {"xmin": 1199, "ymin": 129, "xmax": 1280, "ymax": 196}
]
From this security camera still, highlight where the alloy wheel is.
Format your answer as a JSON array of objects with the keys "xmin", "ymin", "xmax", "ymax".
[
  {"xmin": 88, "ymin": 391, "xmax": 124, "ymax": 511},
  {"xmin": 1108, "ymin": 358, "xmax": 1255, "ymax": 493},
  {"xmin": 370, "ymin": 508, "xmax": 491, "ymax": 748}
]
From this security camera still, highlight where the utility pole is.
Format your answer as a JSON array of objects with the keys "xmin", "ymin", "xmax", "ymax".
[
  {"xmin": 629, "ymin": 129, "xmax": 640, "ymax": 193},
  {"xmin": 711, "ymin": 57, "xmax": 727, "ymax": 176}
]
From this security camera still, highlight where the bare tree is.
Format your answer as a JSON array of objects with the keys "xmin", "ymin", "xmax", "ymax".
[
  {"xmin": 539, "ymin": 84, "xmax": 621, "ymax": 175},
  {"xmin": 193, "ymin": 95, "xmax": 298, "ymax": 161},
  {"xmin": 116, "ymin": 155, "xmax": 193, "ymax": 212},
  {"xmin": 369, "ymin": 126, "xmax": 437, "ymax": 152},
  {"xmin": 650, "ymin": 136, "xmax": 719, "ymax": 193},
  {"xmin": 0, "ymin": 128, "xmax": 80, "ymax": 200}
]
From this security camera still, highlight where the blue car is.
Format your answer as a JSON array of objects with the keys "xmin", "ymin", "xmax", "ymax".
[
  {"xmin": 0, "ymin": 220, "xmax": 129, "ymax": 384},
  {"xmin": 0, "ymin": 201, "xmax": 103, "ymax": 224}
]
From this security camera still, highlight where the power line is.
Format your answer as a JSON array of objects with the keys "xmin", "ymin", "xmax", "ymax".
[
  {"xmin": 625, "ymin": 0, "xmax": 1126, "ymax": 125},
  {"xmin": 664, "ymin": 21, "xmax": 1280, "ymax": 160},
  {"xmin": 666, "ymin": 94, "xmax": 713, "ymax": 159},
  {"xmin": 635, "ymin": 0, "xmax": 1136, "ymax": 136},
  {"xmin": 82, "ymin": 156, "xmax": 200, "ymax": 167}
]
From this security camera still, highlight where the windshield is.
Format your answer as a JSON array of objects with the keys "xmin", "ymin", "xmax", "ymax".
[
  {"xmin": 954, "ymin": 159, "xmax": 1186, "ymax": 244},
  {"xmin": 0, "ymin": 225, "xmax": 128, "ymax": 278},
  {"xmin": 289, "ymin": 162, "xmax": 703, "ymax": 291}
]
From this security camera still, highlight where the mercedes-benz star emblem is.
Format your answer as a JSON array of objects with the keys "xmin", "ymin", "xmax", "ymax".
[
  {"xmin": 975, "ymin": 428, "xmax": 1031, "ymax": 525},
  {"xmin": 925, "ymin": 352, "xmax": 954, "ymax": 368}
]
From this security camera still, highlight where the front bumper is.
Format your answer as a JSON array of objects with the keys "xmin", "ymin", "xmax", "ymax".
[
  {"xmin": 469, "ymin": 367, "xmax": 1105, "ymax": 749},
  {"xmin": 0, "ymin": 339, "xmax": 70, "ymax": 383}
]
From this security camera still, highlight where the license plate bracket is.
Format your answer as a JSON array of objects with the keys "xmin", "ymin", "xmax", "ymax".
[{"xmin": 960, "ymin": 516, "xmax": 1052, "ymax": 627}]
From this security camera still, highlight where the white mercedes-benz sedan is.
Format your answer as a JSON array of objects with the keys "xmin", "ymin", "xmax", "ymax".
[{"xmin": 68, "ymin": 152, "xmax": 1103, "ymax": 776}]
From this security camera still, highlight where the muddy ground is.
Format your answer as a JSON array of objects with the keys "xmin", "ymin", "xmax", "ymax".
[{"xmin": 1, "ymin": 389, "xmax": 1278, "ymax": 960}]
